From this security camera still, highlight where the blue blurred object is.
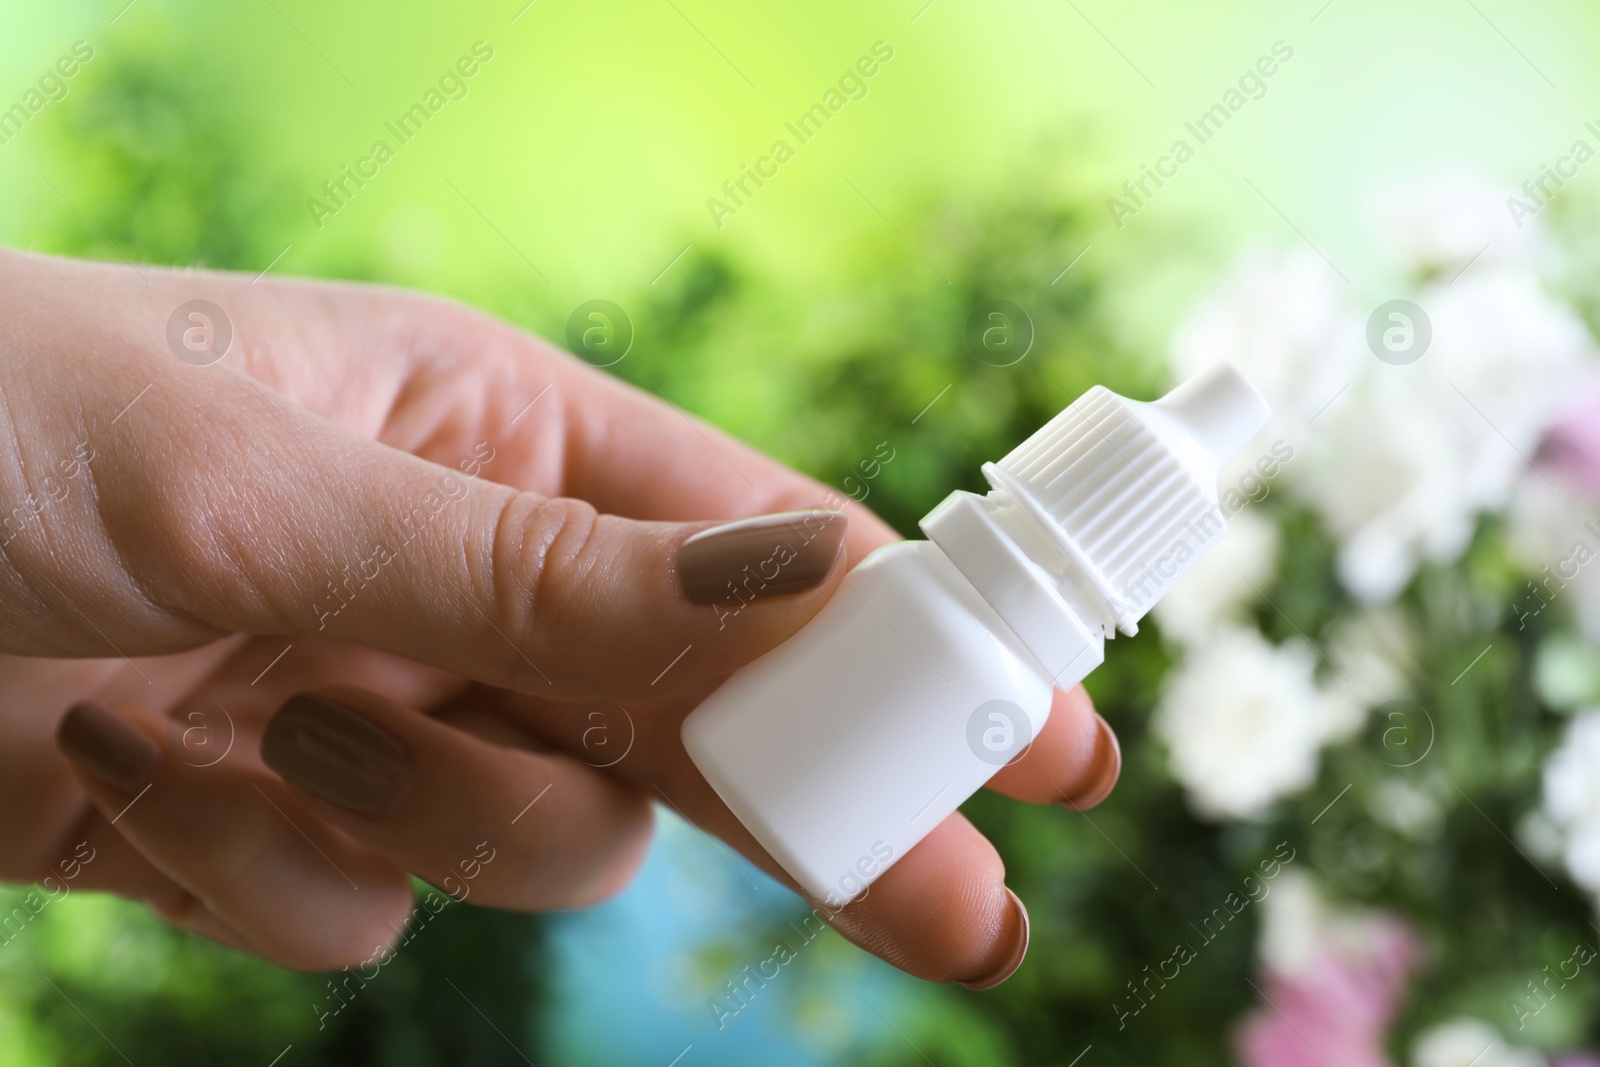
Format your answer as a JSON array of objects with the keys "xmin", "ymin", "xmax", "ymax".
[{"xmin": 540, "ymin": 808, "xmax": 917, "ymax": 1066}]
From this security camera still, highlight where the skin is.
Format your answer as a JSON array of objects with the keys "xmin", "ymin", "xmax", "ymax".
[{"xmin": 0, "ymin": 247, "xmax": 1120, "ymax": 983}]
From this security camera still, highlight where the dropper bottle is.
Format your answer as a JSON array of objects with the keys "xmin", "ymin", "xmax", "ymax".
[{"xmin": 682, "ymin": 361, "xmax": 1271, "ymax": 906}]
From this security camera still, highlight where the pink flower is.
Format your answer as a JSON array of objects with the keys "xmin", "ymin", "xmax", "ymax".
[
  {"xmin": 1236, "ymin": 914, "xmax": 1421, "ymax": 1067},
  {"xmin": 1540, "ymin": 382, "xmax": 1600, "ymax": 495}
]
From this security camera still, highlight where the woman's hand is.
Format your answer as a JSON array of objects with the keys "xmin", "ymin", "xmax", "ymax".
[{"xmin": 0, "ymin": 248, "xmax": 1120, "ymax": 987}]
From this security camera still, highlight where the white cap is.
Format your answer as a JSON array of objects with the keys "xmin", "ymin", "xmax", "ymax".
[{"xmin": 980, "ymin": 361, "xmax": 1270, "ymax": 636}]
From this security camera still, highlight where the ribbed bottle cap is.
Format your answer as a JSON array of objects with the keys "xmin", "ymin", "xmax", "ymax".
[{"xmin": 984, "ymin": 361, "xmax": 1270, "ymax": 636}]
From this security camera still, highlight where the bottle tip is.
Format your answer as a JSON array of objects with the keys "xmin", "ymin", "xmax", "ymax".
[{"xmin": 1152, "ymin": 361, "xmax": 1271, "ymax": 465}]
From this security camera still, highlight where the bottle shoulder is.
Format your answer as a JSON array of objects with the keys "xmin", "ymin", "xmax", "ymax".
[
  {"xmin": 848, "ymin": 539, "xmax": 1049, "ymax": 679},
  {"xmin": 857, "ymin": 536, "xmax": 979, "ymax": 575},
  {"xmin": 852, "ymin": 538, "xmax": 980, "ymax": 603}
]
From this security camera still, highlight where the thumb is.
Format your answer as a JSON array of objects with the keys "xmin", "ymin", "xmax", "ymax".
[{"xmin": 137, "ymin": 414, "xmax": 853, "ymax": 701}]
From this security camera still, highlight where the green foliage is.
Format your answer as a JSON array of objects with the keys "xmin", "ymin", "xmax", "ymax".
[
  {"xmin": 0, "ymin": 887, "xmax": 545, "ymax": 1067},
  {"xmin": 39, "ymin": 33, "xmax": 288, "ymax": 272},
  {"xmin": 613, "ymin": 189, "xmax": 1160, "ymax": 541},
  {"xmin": 19, "ymin": 13, "xmax": 1600, "ymax": 1067}
]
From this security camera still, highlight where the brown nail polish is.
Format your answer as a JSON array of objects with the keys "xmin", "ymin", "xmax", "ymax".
[
  {"xmin": 261, "ymin": 694, "xmax": 411, "ymax": 818},
  {"xmin": 57, "ymin": 702, "xmax": 161, "ymax": 793},
  {"xmin": 957, "ymin": 887, "xmax": 1030, "ymax": 991},
  {"xmin": 1060, "ymin": 714, "xmax": 1121, "ymax": 811},
  {"xmin": 677, "ymin": 510, "xmax": 847, "ymax": 605}
]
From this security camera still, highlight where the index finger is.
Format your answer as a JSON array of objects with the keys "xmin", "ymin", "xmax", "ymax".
[{"xmin": 372, "ymin": 294, "xmax": 905, "ymax": 559}]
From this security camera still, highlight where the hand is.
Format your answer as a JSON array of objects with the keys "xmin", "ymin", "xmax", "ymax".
[{"xmin": 0, "ymin": 248, "xmax": 1121, "ymax": 986}]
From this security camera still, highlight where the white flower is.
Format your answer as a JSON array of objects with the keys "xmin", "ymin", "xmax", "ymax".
[
  {"xmin": 1369, "ymin": 777, "xmax": 1443, "ymax": 840},
  {"xmin": 1326, "ymin": 607, "xmax": 1417, "ymax": 737},
  {"xmin": 1517, "ymin": 808, "xmax": 1566, "ymax": 867},
  {"xmin": 1154, "ymin": 508, "xmax": 1278, "ymax": 647},
  {"xmin": 1258, "ymin": 868, "xmax": 1418, "ymax": 979},
  {"xmin": 1368, "ymin": 168, "xmax": 1549, "ymax": 279},
  {"xmin": 1154, "ymin": 626, "xmax": 1348, "ymax": 820},
  {"xmin": 1423, "ymin": 269, "xmax": 1596, "ymax": 512},
  {"xmin": 1411, "ymin": 1017, "xmax": 1546, "ymax": 1067},
  {"xmin": 1168, "ymin": 247, "xmax": 1362, "ymax": 451},
  {"xmin": 1169, "ymin": 171, "xmax": 1599, "ymax": 607},
  {"xmin": 1541, "ymin": 710, "xmax": 1600, "ymax": 896},
  {"xmin": 1256, "ymin": 868, "xmax": 1323, "ymax": 976},
  {"xmin": 1293, "ymin": 263, "xmax": 1598, "ymax": 603}
]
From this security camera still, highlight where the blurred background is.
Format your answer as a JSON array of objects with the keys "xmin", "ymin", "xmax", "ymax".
[{"xmin": 7, "ymin": 0, "xmax": 1600, "ymax": 1064}]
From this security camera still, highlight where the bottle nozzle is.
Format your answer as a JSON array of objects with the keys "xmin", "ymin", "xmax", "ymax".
[
  {"xmin": 969, "ymin": 361, "xmax": 1274, "ymax": 636},
  {"xmin": 1150, "ymin": 360, "xmax": 1271, "ymax": 466}
]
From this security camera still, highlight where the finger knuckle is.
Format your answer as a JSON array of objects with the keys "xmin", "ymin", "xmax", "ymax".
[
  {"xmin": 95, "ymin": 423, "xmax": 301, "ymax": 636},
  {"xmin": 491, "ymin": 494, "xmax": 604, "ymax": 680}
]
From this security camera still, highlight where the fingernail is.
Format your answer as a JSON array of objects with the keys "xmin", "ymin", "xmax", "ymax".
[
  {"xmin": 677, "ymin": 510, "xmax": 847, "ymax": 605},
  {"xmin": 957, "ymin": 887, "xmax": 1030, "ymax": 991},
  {"xmin": 57, "ymin": 702, "xmax": 161, "ymax": 793},
  {"xmin": 1060, "ymin": 713, "xmax": 1121, "ymax": 811},
  {"xmin": 261, "ymin": 694, "xmax": 411, "ymax": 818}
]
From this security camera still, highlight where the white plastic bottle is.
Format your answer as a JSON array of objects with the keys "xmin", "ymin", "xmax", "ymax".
[{"xmin": 681, "ymin": 362, "xmax": 1271, "ymax": 906}]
